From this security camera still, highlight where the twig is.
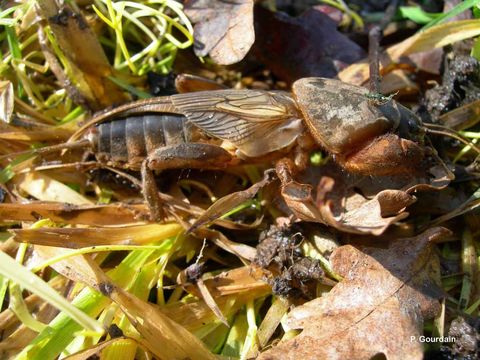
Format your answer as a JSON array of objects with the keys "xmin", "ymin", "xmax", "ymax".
[{"xmin": 368, "ymin": 0, "xmax": 400, "ymax": 92}]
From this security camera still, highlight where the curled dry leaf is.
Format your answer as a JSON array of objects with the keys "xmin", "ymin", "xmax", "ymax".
[
  {"xmin": 278, "ymin": 170, "xmax": 414, "ymax": 235},
  {"xmin": 278, "ymin": 160, "xmax": 453, "ymax": 235},
  {"xmin": 259, "ymin": 227, "xmax": 450, "ymax": 360},
  {"xmin": 184, "ymin": 0, "xmax": 255, "ymax": 65},
  {"xmin": 317, "ymin": 180, "xmax": 415, "ymax": 235}
]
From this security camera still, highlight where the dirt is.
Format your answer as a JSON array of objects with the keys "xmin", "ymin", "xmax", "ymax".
[
  {"xmin": 418, "ymin": 54, "xmax": 480, "ymax": 123},
  {"xmin": 425, "ymin": 316, "xmax": 480, "ymax": 360},
  {"xmin": 255, "ymin": 224, "xmax": 324, "ymax": 299}
]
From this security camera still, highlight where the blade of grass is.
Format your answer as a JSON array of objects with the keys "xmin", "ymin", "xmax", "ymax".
[
  {"xmin": 423, "ymin": 0, "xmax": 480, "ymax": 29},
  {"xmin": 472, "ymin": 36, "xmax": 480, "ymax": 60},
  {"xmin": 16, "ymin": 241, "xmax": 174, "ymax": 359},
  {"xmin": 398, "ymin": 6, "xmax": 441, "ymax": 24},
  {"xmin": 107, "ymin": 76, "xmax": 151, "ymax": 99},
  {"xmin": 221, "ymin": 311, "xmax": 248, "ymax": 358},
  {"xmin": 459, "ymin": 228, "xmax": 477, "ymax": 310},
  {"xmin": 8, "ymin": 242, "xmax": 47, "ymax": 332},
  {"xmin": 0, "ymin": 152, "xmax": 36, "ymax": 184},
  {"xmin": 0, "ymin": 251, "xmax": 103, "ymax": 332},
  {"xmin": 0, "ymin": 6, "xmax": 20, "ymax": 26},
  {"xmin": 240, "ymin": 299, "xmax": 258, "ymax": 360}
]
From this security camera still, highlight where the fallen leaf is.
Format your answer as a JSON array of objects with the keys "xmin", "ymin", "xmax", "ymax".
[
  {"xmin": 276, "ymin": 159, "xmax": 453, "ymax": 235},
  {"xmin": 0, "ymin": 202, "xmax": 150, "ymax": 226},
  {"xmin": 259, "ymin": 227, "xmax": 450, "ymax": 360},
  {"xmin": 276, "ymin": 164, "xmax": 415, "ymax": 235},
  {"xmin": 253, "ymin": 6, "xmax": 365, "ymax": 84},
  {"xmin": 185, "ymin": 0, "xmax": 255, "ymax": 65},
  {"xmin": 11, "ymin": 223, "xmax": 182, "ymax": 248}
]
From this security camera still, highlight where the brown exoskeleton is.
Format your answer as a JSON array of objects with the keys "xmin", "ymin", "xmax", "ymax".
[{"xmin": 59, "ymin": 77, "xmax": 427, "ymax": 225}]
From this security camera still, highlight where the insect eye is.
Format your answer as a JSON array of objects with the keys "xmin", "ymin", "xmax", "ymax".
[{"xmin": 408, "ymin": 119, "xmax": 420, "ymax": 133}]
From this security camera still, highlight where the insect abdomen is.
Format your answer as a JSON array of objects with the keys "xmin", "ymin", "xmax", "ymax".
[{"xmin": 93, "ymin": 114, "xmax": 190, "ymax": 167}]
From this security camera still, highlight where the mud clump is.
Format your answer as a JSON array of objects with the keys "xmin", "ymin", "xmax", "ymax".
[
  {"xmin": 419, "ymin": 55, "xmax": 480, "ymax": 122},
  {"xmin": 255, "ymin": 224, "xmax": 325, "ymax": 299}
]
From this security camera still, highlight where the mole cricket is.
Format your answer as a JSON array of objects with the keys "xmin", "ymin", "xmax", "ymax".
[{"xmin": 11, "ymin": 76, "xmax": 431, "ymax": 225}]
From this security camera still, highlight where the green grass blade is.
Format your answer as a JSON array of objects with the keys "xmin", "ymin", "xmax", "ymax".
[
  {"xmin": 0, "ymin": 251, "xmax": 103, "ymax": 332},
  {"xmin": 424, "ymin": 0, "xmax": 480, "ymax": 29},
  {"xmin": 398, "ymin": 6, "xmax": 441, "ymax": 24},
  {"xmin": 107, "ymin": 76, "xmax": 151, "ymax": 99}
]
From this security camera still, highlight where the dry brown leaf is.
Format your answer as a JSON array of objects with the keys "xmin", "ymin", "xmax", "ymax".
[
  {"xmin": 165, "ymin": 267, "xmax": 271, "ymax": 332},
  {"xmin": 12, "ymin": 223, "xmax": 182, "ymax": 248},
  {"xmin": 0, "ymin": 127, "xmax": 73, "ymax": 141},
  {"xmin": 258, "ymin": 227, "xmax": 450, "ymax": 360},
  {"xmin": 198, "ymin": 228, "xmax": 257, "ymax": 261},
  {"xmin": 439, "ymin": 99, "xmax": 480, "ymax": 130},
  {"xmin": 185, "ymin": 0, "xmax": 255, "ymax": 65},
  {"xmin": 277, "ymin": 160, "xmax": 452, "ymax": 235},
  {"xmin": 317, "ymin": 181, "xmax": 415, "ymax": 235},
  {"xmin": 0, "ymin": 202, "xmax": 150, "ymax": 226},
  {"xmin": 277, "ymin": 170, "xmax": 414, "ymax": 235},
  {"xmin": 182, "ymin": 266, "xmax": 270, "ymax": 298}
]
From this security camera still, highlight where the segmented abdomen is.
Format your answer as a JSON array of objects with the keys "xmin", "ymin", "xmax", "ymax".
[{"xmin": 94, "ymin": 114, "xmax": 190, "ymax": 167}]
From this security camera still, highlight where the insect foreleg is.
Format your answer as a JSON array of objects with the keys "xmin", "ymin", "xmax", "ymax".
[{"xmin": 275, "ymin": 158, "xmax": 325, "ymax": 224}]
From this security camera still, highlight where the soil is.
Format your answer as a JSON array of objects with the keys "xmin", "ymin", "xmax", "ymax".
[
  {"xmin": 419, "ymin": 54, "xmax": 480, "ymax": 123},
  {"xmin": 255, "ymin": 224, "xmax": 324, "ymax": 299}
]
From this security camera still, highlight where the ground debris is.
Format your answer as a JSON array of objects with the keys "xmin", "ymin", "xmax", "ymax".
[
  {"xmin": 445, "ymin": 316, "xmax": 480, "ymax": 359},
  {"xmin": 420, "ymin": 54, "xmax": 480, "ymax": 124},
  {"xmin": 255, "ymin": 224, "xmax": 326, "ymax": 299},
  {"xmin": 259, "ymin": 227, "xmax": 450, "ymax": 360}
]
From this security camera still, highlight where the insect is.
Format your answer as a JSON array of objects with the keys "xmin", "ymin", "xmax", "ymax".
[{"xmin": 19, "ymin": 77, "xmax": 429, "ymax": 224}]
